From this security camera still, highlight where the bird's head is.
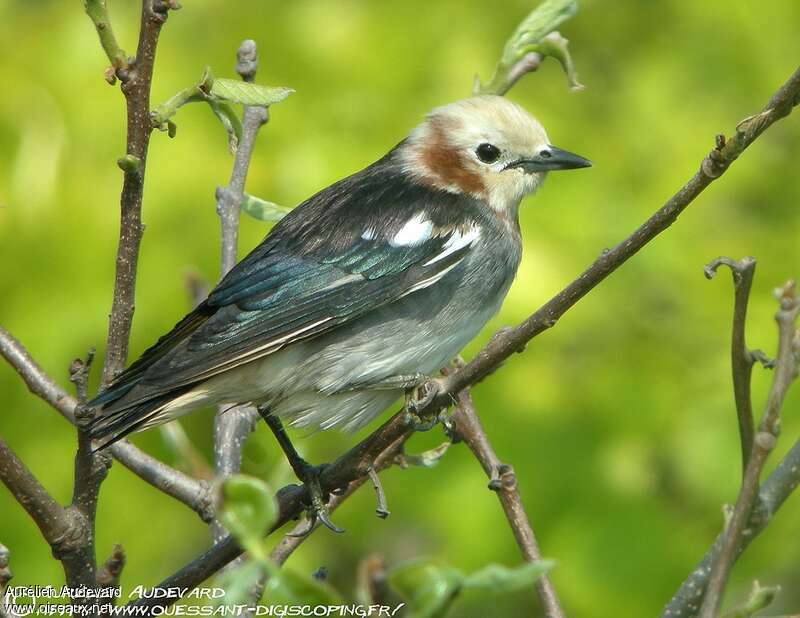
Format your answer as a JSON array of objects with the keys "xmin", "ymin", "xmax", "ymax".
[{"xmin": 399, "ymin": 95, "xmax": 590, "ymax": 213}]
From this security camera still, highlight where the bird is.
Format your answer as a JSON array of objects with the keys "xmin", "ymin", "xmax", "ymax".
[{"xmin": 88, "ymin": 94, "xmax": 589, "ymax": 528}]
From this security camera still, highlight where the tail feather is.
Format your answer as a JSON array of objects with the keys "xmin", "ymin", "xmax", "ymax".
[
  {"xmin": 89, "ymin": 386, "xmax": 195, "ymax": 450},
  {"xmin": 86, "ymin": 301, "xmax": 215, "ymax": 450}
]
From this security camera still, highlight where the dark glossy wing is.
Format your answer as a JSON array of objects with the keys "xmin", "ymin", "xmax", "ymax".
[
  {"xmin": 87, "ymin": 145, "xmax": 493, "ymax": 452},
  {"xmin": 100, "ymin": 151, "xmax": 486, "ymax": 410},
  {"xmin": 115, "ymin": 229, "xmax": 474, "ymax": 407}
]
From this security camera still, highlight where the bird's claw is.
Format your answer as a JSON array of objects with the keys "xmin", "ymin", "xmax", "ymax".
[
  {"xmin": 291, "ymin": 463, "xmax": 345, "ymax": 535},
  {"xmin": 404, "ymin": 378, "xmax": 445, "ymax": 431}
]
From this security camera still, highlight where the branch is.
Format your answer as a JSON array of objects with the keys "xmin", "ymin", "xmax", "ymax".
[
  {"xmin": 131, "ymin": 64, "xmax": 800, "ymax": 609},
  {"xmin": 0, "ymin": 438, "xmax": 71, "ymax": 552},
  {"xmin": 0, "ymin": 325, "xmax": 214, "ymax": 521},
  {"xmin": 100, "ymin": 0, "xmax": 176, "ymax": 385},
  {"xmin": 0, "ymin": 543, "xmax": 12, "ymax": 618},
  {"xmin": 212, "ymin": 39, "xmax": 270, "ymax": 543},
  {"xmin": 704, "ymin": 257, "xmax": 761, "ymax": 474},
  {"xmin": 422, "ymin": 65, "xmax": 800, "ymax": 418},
  {"xmin": 449, "ymin": 390, "xmax": 564, "ymax": 618},
  {"xmin": 698, "ymin": 282, "xmax": 799, "ymax": 618},
  {"xmin": 663, "ymin": 437, "xmax": 800, "ymax": 617},
  {"xmin": 97, "ymin": 543, "xmax": 126, "ymax": 589},
  {"xmin": 131, "ymin": 414, "xmax": 413, "ymax": 610},
  {"xmin": 83, "ymin": 0, "xmax": 128, "ymax": 75},
  {"xmin": 67, "ymin": 351, "xmax": 111, "ymax": 592},
  {"xmin": 0, "ymin": 326, "xmax": 75, "ymax": 421}
]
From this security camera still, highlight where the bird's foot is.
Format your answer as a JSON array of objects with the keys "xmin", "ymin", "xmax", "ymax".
[
  {"xmin": 404, "ymin": 378, "xmax": 445, "ymax": 431},
  {"xmin": 288, "ymin": 462, "xmax": 345, "ymax": 537}
]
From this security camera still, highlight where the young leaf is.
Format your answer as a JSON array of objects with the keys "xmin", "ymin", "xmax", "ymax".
[
  {"xmin": 215, "ymin": 561, "xmax": 264, "ymax": 608},
  {"xmin": 207, "ymin": 100, "xmax": 243, "ymax": 154},
  {"xmin": 217, "ymin": 475, "xmax": 277, "ymax": 559},
  {"xmin": 210, "ymin": 79, "xmax": 294, "ymax": 107},
  {"xmin": 388, "ymin": 559, "xmax": 463, "ymax": 618},
  {"xmin": 462, "ymin": 561, "xmax": 554, "ymax": 593},
  {"xmin": 241, "ymin": 194, "xmax": 292, "ymax": 222},
  {"xmin": 263, "ymin": 566, "xmax": 344, "ymax": 607}
]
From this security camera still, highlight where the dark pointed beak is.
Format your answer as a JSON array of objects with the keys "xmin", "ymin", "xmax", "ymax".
[{"xmin": 506, "ymin": 146, "xmax": 592, "ymax": 173}]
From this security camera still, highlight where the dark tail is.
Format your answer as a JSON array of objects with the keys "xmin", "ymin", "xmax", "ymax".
[
  {"xmin": 87, "ymin": 301, "xmax": 214, "ymax": 450},
  {"xmin": 88, "ymin": 385, "xmax": 195, "ymax": 451}
]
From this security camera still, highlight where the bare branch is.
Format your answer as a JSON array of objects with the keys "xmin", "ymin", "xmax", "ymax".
[
  {"xmin": 0, "ymin": 439, "xmax": 70, "ymax": 551},
  {"xmin": 0, "ymin": 543, "xmax": 11, "ymax": 618},
  {"xmin": 0, "ymin": 325, "xmax": 213, "ymax": 520},
  {"xmin": 663, "ymin": 435, "xmax": 800, "ymax": 617},
  {"xmin": 112, "ymin": 441, "xmax": 216, "ymax": 523},
  {"xmin": 100, "ymin": 0, "xmax": 177, "ymax": 385},
  {"xmin": 216, "ymin": 39, "xmax": 269, "ymax": 275},
  {"xmin": 450, "ymin": 390, "xmax": 564, "ymax": 618},
  {"xmin": 212, "ymin": 39, "xmax": 270, "ymax": 542},
  {"xmin": 1, "ymin": 326, "xmax": 75, "ymax": 421},
  {"xmin": 698, "ymin": 282, "xmax": 799, "ymax": 618},
  {"xmin": 704, "ymin": 256, "xmax": 759, "ymax": 474},
  {"xmin": 69, "ymin": 350, "xmax": 111, "ymax": 593},
  {"xmin": 97, "ymin": 543, "xmax": 126, "ymax": 589}
]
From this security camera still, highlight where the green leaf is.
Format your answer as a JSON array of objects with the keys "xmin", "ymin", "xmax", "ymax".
[
  {"xmin": 462, "ymin": 561, "xmax": 554, "ymax": 593},
  {"xmin": 207, "ymin": 99, "xmax": 243, "ymax": 154},
  {"xmin": 241, "ymin": 194, "xmax": 292, "ymax": 222},
  {"xmin": 215, "ymin": 561, "xmax": 264, "ymax": 608},
  {"xmin": 217, "ymin": 475, "xmax": 277, "ymax": 559},
  {"xmin": 388, "ymin": 560, "xmax": 463, "ymax": 618},
  {"xmin": 722, "ymin": 580, "xmax": 781, "ymax": 618},
  {"xmin": 263, "ymin": 566, "xmax": 344, "ymax": 607},
  {"xmin": 535, "ymin": 32, "xmax": 583, "ymax": 91},
  {"xmin": 210, "ymin": 79, "xmax": 294, "ymax": 107},
  {"xmin": 474, "ymin": 0, "xmax": 581, "ymax": 95},
  {"xmin": 509, "ymin": 0, "xmax": 577, "ymax": 46}
]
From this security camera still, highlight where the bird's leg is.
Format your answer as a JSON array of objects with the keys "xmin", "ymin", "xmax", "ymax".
[
  {"xmin": 404, "ymin": 377, "xmax": 447, "ymax": 431},
  {"xmin": 257, "ymin": 406, "xmax": 344, "ymax": 535}
]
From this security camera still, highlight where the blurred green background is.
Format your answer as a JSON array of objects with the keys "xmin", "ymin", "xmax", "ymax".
[{"xmin": 1, "ymin": 0, "xmax": 799, "ymax": 616}]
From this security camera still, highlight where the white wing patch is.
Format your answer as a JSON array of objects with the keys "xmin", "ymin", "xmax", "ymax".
[
  {"xmin": 424, "ymin": 224, "xmax": 481, "ymax": 266},
  {"xmin": 390, "ymin": 212, "xmax": 434, "ymax": 247},
  {"xmin": 361, "ymin": 227, "xmax": 376, "ymax": 241}
]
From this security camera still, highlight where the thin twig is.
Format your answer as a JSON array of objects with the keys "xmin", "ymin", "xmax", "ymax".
[
  {"xmin": 0, "ymin": 325, "xmax": 214, "ymax": 521},
  {"xmin": 97, "ymin": 543, "xmax": 126, "ymax": 589},
  {"xmin": 0, "ymin": 543, "xmax": 11, "ymax": 618},
  {"xmin": 129, "ymin": 65, "xmax": 800, "ymax": 606},
  {"xmin": 663, "ymin": 435, "xmax": 800, "ymax": 617},
  {"xmin": 97, "ymin": 544, "xmax": 126, "ymax": 614},
  {"xmin": 112, "ymin": 441, "xmax": 216, "ymax": 522},
  {"xmin": 698, "ymin": 282, "xmax": 799, "ymax": 618},
  {"xmin": 450, "ymin": 390, "xmax": 564, "ymax": 618},
  {"xmin": 0, "ymin": 438, "xmax": 97, "ymax": 595},
  {"xmin": 212, "ymin": 39, "xmax": 269, "ymax": 542},
  {"xmin": 704, "ymin": 257, "xmax": 760, "ymax": 474},
  {"xmin": 83, "ymin": 0, "xmax": 129, "ymax": 75},
  {"xmin": 100, "ymin": 0, "xmax": 176, "ymax": 385},
  {"xmin": 68, "ymin": 350, "xmax": 110, "ymax": 595},
  {"xmin": 0, "ymin": 439, "xmax": 71, "ymax": 552}
]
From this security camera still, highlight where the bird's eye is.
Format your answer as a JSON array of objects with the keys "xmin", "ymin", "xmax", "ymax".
[
  {"xmin": 539, "ymin": 149, "xmax": 552, "ymax": 159},
  {"xmin": 475, "ymin": 143, "xmax": 501, "ymax": 164}
]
